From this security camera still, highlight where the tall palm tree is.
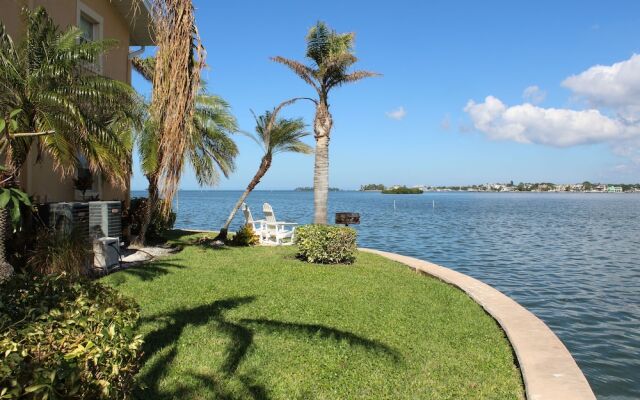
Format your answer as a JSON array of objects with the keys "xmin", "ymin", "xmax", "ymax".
[
  {"xmin": 0, "ymin": 7, "xmax": 141, "ymax": 187},
  {"xmin": 147, "ymin": 0, "xmax": 203, "ymax": 215},
  {"xmin": 132, "ymin": 57, "xmax": 239, "ymax": 245},
  {"xmin": 272, "ymin": 21, "xmax": 379, "ymax": 224},
  {"xmin": 216, "ymin": 106, "xmax": 312, "ymax": 241}
]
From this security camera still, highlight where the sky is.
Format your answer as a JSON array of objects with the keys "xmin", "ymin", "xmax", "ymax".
[{"xmin": 130, "ymin": 0, "xmax": 640, "ymax": 190}]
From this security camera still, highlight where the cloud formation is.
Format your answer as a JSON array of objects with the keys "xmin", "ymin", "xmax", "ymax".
[
  {"xmin": 386, "ymin": 106, "xmax": 407, "ymax": 120},
  {"xmin": 522, "ymin": 85, "xmax": 546, "ymax": 104},
  {"xmin": 464, "ymin": 96, "xmax": 640, "ymax": 147},
  {"xmin": 562, "ymin": 54, "xmax": 640, "ymax": 120},
  {"xmin": 463, "ymin": 54, "xmax": 640, "ymax": 172}
]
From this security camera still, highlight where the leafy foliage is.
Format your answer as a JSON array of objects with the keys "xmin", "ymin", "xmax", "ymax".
[
  {"xmin": 137, "ymin": 92, "xmax": 239, "ymax": 188},
  {"xmin": 295, "ymin": 224, "xmax": 357, "ymax": 264},
  {"xmin": 126, "ymin": 197, "xmax": 176, "ymax": 241},
  {"xmin": 0, "ymin": 7, "xmax": 142, "ymax": 186},
  {"xmin": 227, "ymin": 224, "xmax": 260, "ymax": 247},
  {"xmin": 0, "ymin": 187, "xmax": 31, "ymax": 230},
  {"xmin": 0, "ymin": 274, "xmax": 142, "ymax": 399},
  {"xmin": 272, "ymin": 21, "xmax": 379, "ymax": 99},
  {"xmin": 381, "ymin": 186, "xmax": 423, "ymax": 194},
  {"xmin": 28, "ymin": 228, "xmax": 91, "ymax": 277},
  {"xmin": 252, "ymin": 111, "xmax": 312, "ymax": 157}
]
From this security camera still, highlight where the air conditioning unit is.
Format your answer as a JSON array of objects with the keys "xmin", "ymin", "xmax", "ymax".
[
  {"xmin": 93, "ymin": 237, "xmax": 119, "ymax": 272},
  {"xmin": 47, "ymin": 202, "xmax": 90, "ymax": 237},
  {"xmin": 89, "ymin": 201, "xmax": 122, "ymax": 240}
]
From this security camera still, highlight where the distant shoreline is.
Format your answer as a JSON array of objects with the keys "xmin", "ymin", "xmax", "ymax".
[{"xmin": 130, "ymin": 189, "xmax": 640, "ymax": 193}]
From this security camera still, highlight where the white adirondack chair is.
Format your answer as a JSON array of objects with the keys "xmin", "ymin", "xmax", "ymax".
[
  {"xmin": 241, "ymin": 203, "xmax": 266, "ymax": 242},
  {"xmin": 262, "ymin": 203, "xmax": 297, "ymax": 245}
]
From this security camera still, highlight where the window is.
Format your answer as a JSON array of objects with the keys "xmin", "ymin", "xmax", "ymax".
[
  {"xmin": 79, "ymin": 14, "xmax": 96, "ymax": 43},
  {"xmin": 77, "ymin": 3, "xmax": 103, "ymax": 72}
]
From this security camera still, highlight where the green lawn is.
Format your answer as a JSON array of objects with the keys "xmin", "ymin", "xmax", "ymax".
[{"xmin": 102, "ymin": 230, "xmax": 524, "ymax": 399}]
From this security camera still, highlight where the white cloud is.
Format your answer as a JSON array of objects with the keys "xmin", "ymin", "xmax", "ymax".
[
  {"xmin": 522, "ymin": 85, "xmax": 546, "ymax": 104},
  {"xmin": 464, "ymin": 96, "xmax": 640, "ymax": 147},
  {"xmin": 562, "ymin": 54, "xmax": 640, "ymax": 120},
  {"xmin": 386, "ymin": 106, "xmax": 407, "ymax": 120}
]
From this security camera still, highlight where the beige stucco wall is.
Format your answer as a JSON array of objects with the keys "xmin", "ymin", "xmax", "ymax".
[{"xmin": 1, "ymin": 0, "xmax": 133, "ymax": 203}]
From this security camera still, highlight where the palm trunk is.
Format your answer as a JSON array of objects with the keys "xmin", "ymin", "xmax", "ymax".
[
  {"xmin": 216, "ymin": 154, "xmax": 272, "ymax": 241},
  {"xmin": 0, "ymin": 208, "xmax": 13, "ymax": 282},
  {"xmin": 132, "ymin": 173, "xmax": 159, "ymax": 247},
  {"xmin": 313, "ymin": 99, "xmax": 332, "ymax": 224}
]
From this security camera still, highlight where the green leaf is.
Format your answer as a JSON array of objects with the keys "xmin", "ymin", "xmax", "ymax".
[
  {"xmin": 0, "ymin": 189, "xmax": 10, "ymax": 208},
  {"xmin": 9, "ymin": 109, "xmax": 22, "ymax": 118},
  {"xmin": 0, "ymin": 119, "xmax": 5, "ymax": 134},
  {"xmin": 9, "ymin": 197, "xmax": 21, "ymax": 226},
  {"xmin": 9, "ymin": 120, "xmax": 17, "ymax": 132},
  {"xmin": 24, "ymin": 384, "xmax": 48, "ymax": 393},
  {"xmin": 9, "ymin": 188, "xmax": 31, "ymax": 205}
]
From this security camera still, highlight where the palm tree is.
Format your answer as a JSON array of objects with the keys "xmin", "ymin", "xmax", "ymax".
[
  {"xmin": 132, "ymin": 58, "xmax": 239, "ymax": 245},
  {"xmin": 0, "ymin": 7, "xmax": 141, "ymax": 187},
  {"xmin": 134, "ymin": 92, "xmax": 239, "ymax": 245},
  {"xmin": 272, "ymin": 21, "xmax": 379, "ymax": 224},
  {"xmin": 216, "ymin": 105, "xmax": 312, "ymax": 241},
  {"xmin": 147, "ymin": 0, "xmax": 203, "ymax": 214}
]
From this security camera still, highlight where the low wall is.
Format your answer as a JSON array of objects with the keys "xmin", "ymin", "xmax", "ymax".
[{"xmin": 360, "ymin": 248, "xmax": 595, "ymax": 400}]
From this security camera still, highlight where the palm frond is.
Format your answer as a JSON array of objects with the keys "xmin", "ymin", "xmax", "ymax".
[
  {"xmin": 0, "ymin": 7, "xmax": 141, "ymax": 187},
  {"xmin": 270, "ymin": 56, "xmax": 319, "ymax": 92}
]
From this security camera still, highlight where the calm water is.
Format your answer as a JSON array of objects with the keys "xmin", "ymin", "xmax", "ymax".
[{"xmin": 133, "ymin": 190, "xmax": 640, "ymax": 399}]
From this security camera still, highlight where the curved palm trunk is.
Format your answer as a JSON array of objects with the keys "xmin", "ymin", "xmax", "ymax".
[
  {"xmin": 132, "ymin": 173, "xmax": 159, "ymax": 247},
  {"xmin": 216, "ymin": 154, "xmax": 272, "ymax": 241},
  {"xmin": 313, "ymin": 99, "xmax": 332, "ymax": 224}
]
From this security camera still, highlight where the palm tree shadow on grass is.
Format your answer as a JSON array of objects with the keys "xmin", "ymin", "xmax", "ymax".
[
  {"xmin": 116, "ymin": 260, "xmax": 187, "ymax": 282},
  {"xmin": 136, "ymin": 296, "xmax": 401, "ymax": 399}
]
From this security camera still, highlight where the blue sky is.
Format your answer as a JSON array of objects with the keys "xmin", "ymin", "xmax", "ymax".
[{"xmin": 130, "ymin": 0, "xmax": 640, "ymax": 190}]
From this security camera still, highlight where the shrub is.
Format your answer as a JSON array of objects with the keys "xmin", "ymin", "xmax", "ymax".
[
  {"xmin": 228, "ymin": 224, "xmax": 260, "ymax": 247},
  {"xmin": 125, "ymin": 197, "xmax": 176, "ymax": 240},
  {"xmin": 0, "ymin": 274, "xmax": 142, "ymax": 399},
  {"xmin": 294, "ymin": 224, "xmax": 357, "ymax": 264},
  {"xmin": 28, "ymin": 228, "xmax": 92, "ymax": 277}
]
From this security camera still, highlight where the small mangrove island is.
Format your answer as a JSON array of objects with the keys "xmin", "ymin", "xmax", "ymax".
[{"xmin": 382, "ymin": 186, "xmax": 424, "ymax": 194}]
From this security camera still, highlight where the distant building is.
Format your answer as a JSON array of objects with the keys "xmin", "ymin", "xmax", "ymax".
[{"xmin": 607, "ymin": 186, "xmax": 623, "ymax": 193}]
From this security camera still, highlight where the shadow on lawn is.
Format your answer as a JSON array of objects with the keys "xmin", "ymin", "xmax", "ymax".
[
  {"xmin": 135, "ymin": 296, "xmax": 401, "ymax": 399},
  {"xmin": 117, "ymin": 260, "xmax": 186, "ymax": 282}
]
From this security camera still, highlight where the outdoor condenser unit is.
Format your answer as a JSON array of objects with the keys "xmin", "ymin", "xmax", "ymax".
[
  {"xmin": 93, "ymin": 237, "xmax": 120, "ymax": 271},
  {"xmin": 89, "ymin": 201, "xmax": 122, "ymax": 240},
  {"xmin": 47, "ymin": 202, "xmax": 90, "ymax": 238}
]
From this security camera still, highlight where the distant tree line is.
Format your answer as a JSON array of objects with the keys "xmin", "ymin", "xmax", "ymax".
[
  {"xmin": 360, "ymin": 184, "xmax": 385, "ymax": 191},
  {"xmin": 381, "ymin": 186, "xmax": 423, "ymax": 194}
]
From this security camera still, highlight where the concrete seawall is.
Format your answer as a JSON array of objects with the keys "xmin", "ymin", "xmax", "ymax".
[{"xmin": 360, "ymin": 248, "xmax": 596, "ymax": 400}]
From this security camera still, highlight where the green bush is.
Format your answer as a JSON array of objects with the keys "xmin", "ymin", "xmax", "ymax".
[
  {"xmin": 125, "ymin": 197, "xmax": 176, "ymax": 241},
  {"xmin": 294, "ymin": 224, "xmax": 357, "ymax": 264},
  {"xmin": 228, "ymin": 224, "xmax": 260, "ymax": 247},
  {"xmin": 0, "ymin": 274, "xmax": 143, "ymax": 399}
]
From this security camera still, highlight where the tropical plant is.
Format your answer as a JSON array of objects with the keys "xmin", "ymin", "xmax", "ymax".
[
  {"xmin": 272, "ymin": 21, "xmax": 379, "ymax": 224},
  {"xmin": 295, "ymin": 224, "xmax": 357, "ymax": 264},
  {"xmin": 28, "ymin": 228, "xmax": 92, "ymax": 277},
  {"xmin": 216, "ymin": 104, "xmax": 312, "ymax": 241},
  {"xmin": 0, "ymin": 7, "xmax": 141, "ymax": 187},
  {"xmin": 132, "ymin": 57, "xmax": 238, "ymax": 245},
  {"xmin": 147, "ymin": 0, "xmax": 203, "ymax": 215},
  {"xmin": 0, "ymin": 274, "xmax": 143, "ymax": 399}
]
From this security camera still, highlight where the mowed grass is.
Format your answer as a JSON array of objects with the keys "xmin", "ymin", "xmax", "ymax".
[{"xmin": 102, "ymin": 230, "xmax": 524, "ymax": 399}]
